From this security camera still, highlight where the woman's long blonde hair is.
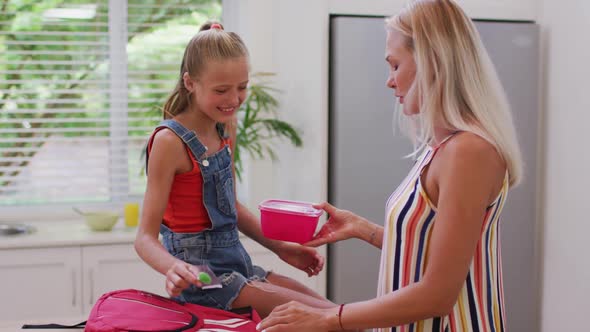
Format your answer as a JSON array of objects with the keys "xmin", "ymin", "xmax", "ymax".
[
  {"xmin": 162, "ymin": 21, "xmax": 249, "ymax": 120},
  {"xmin": 387, "ymin": 0, "xmax": 523, "ymax": 187}
]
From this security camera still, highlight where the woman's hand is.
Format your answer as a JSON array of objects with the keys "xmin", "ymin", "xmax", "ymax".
[
  {"xmin": 165, "ymin": 260, "xmax": 203, "ymax": 297},
  {"xmin": 257, "ymin": 301, "xmax": 336, "ymax": 332},
  {"xmin": 304, "ymin": 202, "xmax": 363, "ymax": 247},
  {"xmin": 275, "ymin": 242, "xmax": 325, "ymax": 277}
]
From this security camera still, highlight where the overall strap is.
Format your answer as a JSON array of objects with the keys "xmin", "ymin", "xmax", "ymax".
[
  {"xmin": 145, "ymin": 119, "xmax": 208, "ymax": 174},
  {"xmin": 159, "ymin": 119, "xmax": 208, "ymax": 160}
]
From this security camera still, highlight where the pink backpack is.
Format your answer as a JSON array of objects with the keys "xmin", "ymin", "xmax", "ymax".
[{"xmin": 23, "ymin": 289, "xmax": 261, "ymax": 332}]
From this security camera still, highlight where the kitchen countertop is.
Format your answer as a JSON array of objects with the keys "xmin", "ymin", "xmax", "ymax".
[{"xmin": 0, "ymin": 219, "xmax": 137, "ymax": 249}]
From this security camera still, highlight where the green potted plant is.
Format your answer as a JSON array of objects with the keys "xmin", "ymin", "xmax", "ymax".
[{"xmin": 234, "ymin": 72, "xmax": 302, "ymax": 180}]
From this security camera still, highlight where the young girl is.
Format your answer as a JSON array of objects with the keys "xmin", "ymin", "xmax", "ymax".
[{"xmin": 134, "ymin": 21, "xmax": 335, "ymax": 318}]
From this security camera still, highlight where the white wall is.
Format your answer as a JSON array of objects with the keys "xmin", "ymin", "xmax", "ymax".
[
  {"xmin": 329, "ymin": 0, "xmax": 537, "ymax": 20},
  {"xmin": 538, "ymin": 0, "xmax": 590, "ymax": 330}
]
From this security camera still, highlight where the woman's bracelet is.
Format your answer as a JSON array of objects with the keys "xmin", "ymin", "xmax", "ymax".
[{"xmin": 338, "ymin": 303, "xmax": 346, "ymax": 330}]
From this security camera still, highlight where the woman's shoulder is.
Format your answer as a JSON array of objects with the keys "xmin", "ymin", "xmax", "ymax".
[
  {"xmin": 443, "ymin": 132, "xmax": 503, "ymax": 163},
  {"xmin": 437, "ymin": 131, "xmax": 506, "ymax": 179},
  {"xmin": 434, "ymin": 131, "xmax": 507, "ymax": 205}
]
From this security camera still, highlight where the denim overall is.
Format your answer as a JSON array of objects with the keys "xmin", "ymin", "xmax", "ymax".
[{"xmin": 154, "ymin": 119, "xmax": 267, "ymax": 310}]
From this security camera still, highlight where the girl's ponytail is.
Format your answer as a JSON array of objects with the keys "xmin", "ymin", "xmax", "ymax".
[{"xmin": 162, "ymin": 77, "xmax": 190, "ymax": 120}]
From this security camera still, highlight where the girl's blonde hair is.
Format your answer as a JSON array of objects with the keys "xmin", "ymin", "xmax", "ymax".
[
  {"xmin": 162, "ymin": 21, "xmax": 249, "ymax": 120},
  {"xmin": 387, "ymin": 0, "xmax": 523, "ymax": 187}
]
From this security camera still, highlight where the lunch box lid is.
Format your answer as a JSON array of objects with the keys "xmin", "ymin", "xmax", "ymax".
[{"xmin": 258, "ymin": 199, "xmax": 323, "ymax": 217}]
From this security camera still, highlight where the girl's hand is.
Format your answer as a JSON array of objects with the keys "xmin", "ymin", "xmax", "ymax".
[
  {"xmin": 165, "ymin": 261, "xmax": 203, "ymax": 297},
  {"xmin": 275, "ymin": 242, "xmax": 325, "ymax": 277},
  {"xmin": 257, "ymin": 301, "xmax": 335, "ymax": 332},
  {"xmin": 304, "ymin": 202, "xmax": 362, "ymax": 247}
]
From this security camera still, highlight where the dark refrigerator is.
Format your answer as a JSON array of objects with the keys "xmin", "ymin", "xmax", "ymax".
[{"xmin": 328, "ymin": 16, "xmax": 539, "ymax": 331}]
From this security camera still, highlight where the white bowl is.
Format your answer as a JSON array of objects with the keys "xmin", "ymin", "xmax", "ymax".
[{"xmin": 84, "ymin": 212, "xmax": 119, "ymax": 231}]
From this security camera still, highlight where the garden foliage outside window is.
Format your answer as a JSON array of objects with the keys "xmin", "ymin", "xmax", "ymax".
[{"xmin": 0, "ymin": 0, "xmax": 222, "ymax": 206}]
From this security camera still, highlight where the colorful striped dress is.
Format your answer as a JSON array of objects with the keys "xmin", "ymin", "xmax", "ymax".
[{"xmin": 376, "ymin": 138, "xmax": 509, "ymax": 332}]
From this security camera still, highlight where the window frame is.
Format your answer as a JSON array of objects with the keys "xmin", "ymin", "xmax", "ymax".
[{"xmin": 1, "ymin": 0, "xmax": 226, "ymax": 220}]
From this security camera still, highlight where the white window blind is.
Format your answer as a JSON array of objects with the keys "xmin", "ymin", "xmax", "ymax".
[{"xmin": 0, "ymin": 0, "xmax": 221, "ymax": 207}]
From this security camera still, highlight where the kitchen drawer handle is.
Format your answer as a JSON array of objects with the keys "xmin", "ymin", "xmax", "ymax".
[
  {"xmin": 89, "ymin": 268, "xmax": 94, "ymax": 305},
  {"xmin": 71, "ymin": 269, "xmax": 76, "ymax": 307}
]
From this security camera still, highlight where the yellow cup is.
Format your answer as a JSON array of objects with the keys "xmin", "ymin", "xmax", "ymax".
[{"xmin": 124, "ymin": 203, "xmax": 139, "ymax": 228}]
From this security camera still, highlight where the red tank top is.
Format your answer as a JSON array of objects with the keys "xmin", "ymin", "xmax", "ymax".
[{"xmin": 147, "ymin": 127, "xmax": 232, "ymax": 232}]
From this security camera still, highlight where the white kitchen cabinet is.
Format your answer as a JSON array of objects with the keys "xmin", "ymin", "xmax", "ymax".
[
  {"xmin": 0, "ymin": 238, "xmax": 325, "ymax": 322},
  {"xmin": 0, "ymin": 244, "xmax": 165, "ymax": 321},
  {"xmin": 81, "ymin": 244, "xmax": 166, "ymax": 314},
  {"xmin": 0, "ymin": 247, "xmax": 83, "ymax": 321}
]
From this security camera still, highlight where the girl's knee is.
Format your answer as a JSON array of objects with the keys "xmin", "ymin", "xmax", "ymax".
[
  {"xmin": 243, "ymin": 279, "xmax": 276, "ymax": 293},
  {"xmin": 265, "ymin": 271, "xmax": 292, "ymax": 283},
  {"xmin": 230, "ymin": 281, "xmax": 278, "ymax": 314}
]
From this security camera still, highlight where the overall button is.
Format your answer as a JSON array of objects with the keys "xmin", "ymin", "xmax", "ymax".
[
  {"xmin": 202, "ymin": 159, "xmax": 209, "ymax": 167},
  {"xmin": 227, "ymin": 147, "xmax": 231, "ymax": 155}
]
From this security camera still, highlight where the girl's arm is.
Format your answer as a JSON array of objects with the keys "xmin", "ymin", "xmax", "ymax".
[
  {"xmin": 259, "ymin": 134, "xmax": 507, "ymax": 330},
  {"xmin": 236, "ymin": 200, "xmax": 284, "ymax": 252},
  {"xmin": 134, "ymin": 130, "xmax": 201, "ymax": 289},
  {"xmin": 226, "ymin": 119, "xmax": 284, "ymax": 252},
  {"xmin": 228, "ymin": 120, "xmax": 325, "ymax": 276}
]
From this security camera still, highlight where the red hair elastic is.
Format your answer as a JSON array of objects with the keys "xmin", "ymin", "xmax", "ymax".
[
  {"xmin": 210, "ymin": 23, "xmax": 222, "ymax": 30},
  {"xmin": 338, "ymin": 304, "xmax": 345, "ymax": 330}
]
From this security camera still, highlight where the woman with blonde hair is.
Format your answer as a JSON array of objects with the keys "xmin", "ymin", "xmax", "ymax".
[{"xmin": 257, "ymin": 0, "xmax": 522, "ymax": 331}]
